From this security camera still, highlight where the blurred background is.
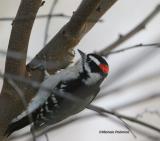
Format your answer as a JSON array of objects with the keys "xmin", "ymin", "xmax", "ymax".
[{"xmin": 0, "ymin": 0, "xmax": 160, "ymax": 141}]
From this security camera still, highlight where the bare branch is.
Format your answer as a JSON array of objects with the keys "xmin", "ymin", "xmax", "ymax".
[
  {"xmin": 43, "ymin": 0, "xmax": 58, "ymax": 46},
  {"xmin": 0, "ymin": 0, "xmax": 42, "ymax": 139},
  {"xmin": 87, "ymin": 105, "xmax": 160, "ymax": 133},
  {"xmin": 98, "ymin": 71, "xmax": 160, "ymax": 100},
  {"xmin": 102, "ymin": 47, "xmax": 158, "ymax": 89},
  {"xmin": 136, "ymin": 108, "xmax": 160, "ymax": 119},
  {"xmin": 108, "ymin": 43, "xmax": 160, "ymax": 55},
  {"xmin": 99, "ymin": 4, "xmax": 160, "ymax": 56},
  {"xmin": 0, "ymin": 14, "xmax": 69, "ymax": 21},
  {"xmin": 0, "ymin": 13, "xmax": 103, "ymax": 22},
  {"xmin": 4, "ymin": 0, "xmax": 42, "ymax": 76},
  {"xmin": 27, "ymin": 0, "xmax": 118, "ymax": 74},
  {"xmin": 112, "ymin": 93, "xmax": 160, "ymax": 111}
]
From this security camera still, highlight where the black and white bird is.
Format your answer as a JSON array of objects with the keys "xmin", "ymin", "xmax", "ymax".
[{"xmin": 5, "ymin": 49, "xmax": 109, "ymax": 136}]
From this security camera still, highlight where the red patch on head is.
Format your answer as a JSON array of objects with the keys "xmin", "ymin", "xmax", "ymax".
[{"xmin": 99, "ymin": 64, "xmax": 109, "ymax": 74}]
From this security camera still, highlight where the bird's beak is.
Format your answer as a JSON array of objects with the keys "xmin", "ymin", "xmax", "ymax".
[
  {"xmin": 78, "ymin": 49, "xmax": 87, "ymax": 66},
  {"xmin": 78, "ymin": 49, "xmax": 87, "ymax": 60}
]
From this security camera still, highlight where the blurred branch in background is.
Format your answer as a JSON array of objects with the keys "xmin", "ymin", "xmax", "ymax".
[
  {"xmin": 10, "ymin": 111, "xmax": 160, "ymax": 141},
  {"xmin": 98, "ymin": 4, "xmax": 160, "ymax": 55},
  {"xmin": 136, "ymin": 108, "xmax": 160, "ymax": 119},
  {"xmin": 0, "ymin": 13, "xmax": 71, "ymax": 22},
  {"xmin": 98, "ymin": 71, "xmax": 160, "ymax": 100},
  {"xmin": 108, "ymin": 43, "xmax": 160, "ymax": 55},
  {"xmin": 103, "ymin": 47, "xmax": 158, "ymax": 88},
  {"xmin": 96, "ymin": 4, "xmax": 160, "ymax": 92},
  {"xmin": 43, "ymin": 0, "xmax": 58, "ymax": 46}
]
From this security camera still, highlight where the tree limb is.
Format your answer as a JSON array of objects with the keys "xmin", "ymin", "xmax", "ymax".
[
  {"xmin": 0, "ymin": 13, "xmax": 103, "ymax": 22},
  {"xmin": 43, "ymin": 0, "xmax": 58, "ymax": 46},
  {"xmin": 22, "ymin": 1, "xmax": 117, "ymax": 110},
  {"xmin": 108, "ymin": 43, "xmax": 160, "ymax": 55},
  {"xmin": 0, "ymin": 0, "xmax": 42, "ymax": 139},
  {"xmin": 4, "ymin": 0, "xmax": 42, "ymax": 76},
  {"xmin": 27, "ymin": 0, "xmax": 118, "ymax": 74},
  {"xmin": 99, "ymin": 4, "xmax": 160, "ymax": 56}
]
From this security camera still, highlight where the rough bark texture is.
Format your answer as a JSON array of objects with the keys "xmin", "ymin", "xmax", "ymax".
[
  {"xmin": 0, "ymin": 0, "xmax": 117, "ymax": 140},
  {"xmin": 0, "ymin": 0, "xmax": 42, "ymax": 139},
  {"xmin": 25, "ymin": 0, "xmax": 117, "ymax": 105}
]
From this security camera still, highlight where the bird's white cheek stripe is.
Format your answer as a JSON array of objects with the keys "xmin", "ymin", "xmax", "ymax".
[
  {"xmin": 83, "ymin": 73, "xmax": 101, "ymax": 85},
  {"xmin": 89, "ymin": 56, "xmax": 100, "ymax": 65}
]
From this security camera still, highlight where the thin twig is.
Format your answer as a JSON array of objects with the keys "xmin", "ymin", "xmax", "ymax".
[
  {"xmin": 102, "ymin": 46, "xmax": 158, "ymax": 89},
  {"xmin": 0, "ymin": 13, "xmax": 103, "ymax": 22},
  {"xmin": 0, "ymin": 13, "xmax": 67, "ymax": 21},
  {"xmin": 48, "ymin": 90, "xmax": 160, "ymax": 134},
  {"xmin": 98, "ymin": 71, "xmax": 160, "ymax": 99},
  {"xmin": 87, "ymin": 105, "xmax": 160, "ymax": 133},
  {"xmin": 43, "ymin": 0, "xmax": 58, "ymax": 46},
  {"xmin": 136, "ymin": 108, "xmax": 160, "ymax": 119},
  {"xmin": 11, "ymin": 112, "xmax": 160, "ymax": 141},
  {"xmin": 44, "ymin": 133, "xmax": 49, "ymax": 141},
  {"xmin": 112, "ymin": 93, "xmax": 160, "ymax": 111},
  {"xmin": 108, "ymin": 43, "xmax": 160, "ymax": 55},
  {"xmin": 99, "ymin": 4, "xmax": 160, "ymax": 56},
  {"xmin": 115, "ymin": 117, "xmax": 136, "ymax": 138}
]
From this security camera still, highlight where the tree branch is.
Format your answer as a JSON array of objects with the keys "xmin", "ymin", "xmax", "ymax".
[
  {"xmin": 22, "ymin": 1, "xmax": 117, "ymax": 110},
  {"xmin": 43, "ymin": 0, "xmax": 58, "ymax": 46},
  {"xmin": 0, "ymin": 0, "xmax": 42, "ymax": 139},
  {"xmin": 4, "ymin": 0, "xmax": 42, "ymax": 76},
  {"xmin": 99, "ymin": 4, "xmax": 160, "ymax": 56},
  {"xmin": 108, "ymin": 43, "xmax": 160, "ymax": 55},
  {"xmin": 27, "ymin": 0, "xmax": 118, "ymax": 74},
  {"xmin": 0, "ymin": 13, "xmax": 104, "ymax": 22}
]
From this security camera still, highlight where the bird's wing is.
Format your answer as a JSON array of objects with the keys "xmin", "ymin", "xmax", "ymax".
[
  {"xmin": 12, "ymin": 67, "xmax": 79, "ymax": 123},
  {"xmin": 12, "ymin": 74, "xmax": 63, "ymax": 123}
]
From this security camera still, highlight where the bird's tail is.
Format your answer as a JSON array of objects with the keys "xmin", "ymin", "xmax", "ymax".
[{"xmin": 4, "ymin": 115, "xmax": 31, "ymax": 137}]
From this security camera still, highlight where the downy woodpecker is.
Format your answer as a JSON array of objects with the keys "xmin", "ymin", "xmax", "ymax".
[{"xmin": 5, "ymin": 49, "xmax": 109, "ymax": 136}]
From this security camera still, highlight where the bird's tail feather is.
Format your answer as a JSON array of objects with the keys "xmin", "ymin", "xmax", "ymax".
[{"xmin": 4, "ymin": 115, "xmax": 31, "ymax": 137}]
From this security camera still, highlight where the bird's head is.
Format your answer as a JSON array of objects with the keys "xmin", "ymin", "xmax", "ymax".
[{"xmin": 78, "ymin": 49, "xmax": 109, "ymax": 80}]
